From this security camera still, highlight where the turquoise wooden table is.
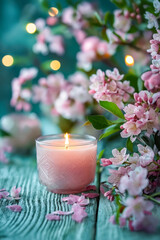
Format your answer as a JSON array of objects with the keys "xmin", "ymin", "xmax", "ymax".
[{"xmin": 0, "ymin": 120, "xmax": 160, "ymax": 240}]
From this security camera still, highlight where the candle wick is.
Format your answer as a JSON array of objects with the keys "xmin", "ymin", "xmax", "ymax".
[{"xmin": 65, "ymin": 144, "xmax": 69, "ymax": 150}]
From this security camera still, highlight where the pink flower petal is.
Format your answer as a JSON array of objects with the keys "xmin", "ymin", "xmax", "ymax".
[
  {"xmin": 100, "ymin": 185, "xmax": 105, "ymax": 195},
  {"xmin": 82, "ymin": 193, "xmax": 99, "ymax": 199},
  {"xmin": 46, "ymin": 214, "xmax": 60, "ymax": 221},
  {"xmin": 6, "ymin": 204, "xmax": 22, "ymax": 212},
  {"xmin": 10, "ymin": 186, "xmax": 21, "ymax": 198},
  {"xmin": 0, "ymin": 191, "xmax": 9, "ymax": 199},
  {"xmin": 71, "ymin": 204, "xmax": 87, "ymax": 223},
  {"xmin": 78, "ymin": 196, "xmax": 90, "ymax": 206},
  {"xmin": 0, "ymin": 188, "xmax": 6, "ymax": 192},
  {"xmin": 62, "ymin": 194, "xmax": 80, "ymax": 204}
]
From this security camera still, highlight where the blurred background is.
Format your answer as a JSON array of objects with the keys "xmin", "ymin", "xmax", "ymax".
[{"xmin": 0, "ymin": 0, "xmax": 115, "ymax": 118}]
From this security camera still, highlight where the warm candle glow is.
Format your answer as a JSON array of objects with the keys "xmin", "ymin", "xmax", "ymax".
[
  {"xmin": 125, "ymin": 55, "xmax": 134, "ymax": 66},
  {"xmin": 48, "ymin": 7, "xmax": 59, "ymax": 17},
  {"xmin": 2, "ymin": 55, "xmax": 14, "ymax": 67},
  {"xmin": 65, "ymin": 133, "xmax": 69, "ymax": 149},
  {"xmin": 26, "ymin": 23, "xmax": 36, "ymax": 34},
  {"xmin": 50, "ymin": 60, "xmax": 61, "ymax": 71}
]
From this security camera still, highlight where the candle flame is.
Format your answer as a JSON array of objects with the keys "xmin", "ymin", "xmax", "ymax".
[{"xmin": 64, "ymin": 133, "xmax": 69, "ymax": 149}]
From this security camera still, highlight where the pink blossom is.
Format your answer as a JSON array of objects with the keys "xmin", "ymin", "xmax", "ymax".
[
  {"xmin": 144, "ymin": 12, "xmax": 158, "ymax": 29},
  {"xmin": 62, "ymin": 7, "xmax": 81, "ymax": 29},
  {"xmin": 132, "ymin": 214, "xmax": 158, "ymax": 232},
  {"xmin": 153, "ymin": 0, "xmax": 160, "ymax": 14},
  {"xmin": 141, "ymin": 70, "xmax": 160, "ymax": 92},
  {"xmin": 46, "ymin": 17, "xmax": 57, "ymax": 26},
  {"xmin": 54, "ymin": 90, "xmax": 85, "ymax": 121},
  {"xmin": 49, "ymin": 35, "xmax": 64, "ymax": 55},
  {"xmin": 104, "ymin": 190, "xmax": 114, "ymax": 201},
  {"xmin": 120, "ymin": 90, "xmax": 160, "ymax": 140},
  {"xmin": 6, "ymin": 204, "xmax": 22, "ymax": 212},
  {"xmin": 128, "ymin": 153, "xmax": 140, "ymax": 169},
  {"xmin": 10, "ymin": 186, "xmax": 21, "ymax": 199},
  {"xmin": 62, "ymin": 194, "xmax": 89, "ymax": 206},
  {"xmin": 33, "ymin": 41, "xmax": 48, "ymax": 55},
  {"xmin": 108, "ymin": 167, "xmax": 128, "ymax": 186},
  {"xmin": 77, "ymin": 37, "xmax": 116, "ymax": 71},
  {"xmin": 138, "ymin": 144, "xmax": 154, "ymax": 167},
  {"xmin": 89, "ymin": 68, "xmax": 134, "ymax": 109},
  {"xmin": 71, "ymin": 204, "xmax": 87, "ymax": 223},
  {"xmin": 108, "ymin": 148, "xmax": 129, "ymax": 165},
  {"xmin": 19, "ymin": 68, "xmax": 38, "ymax": 84},
  {"xmin": 73, "ymin": 30, "xmax": 86, "ymax": 44},
  {"xmin": 35, "ymin": 18, "xmax": 45, "ymax": 30},
  {"xmin": 106, "ymin": 68, "xmax": 124, "ymax": 81},
  {"xmin": 0, "ymin": 190, "xmax": 9, "ymax": 199},
  {"xmin": 69, "ymin": 71, "xmax": 89, "ymax": 88},
  {"xmin": 113, "ymin": 10, "xmax": 131, "ymax": 32},
  {"xmin": 62, "ymin": 3, "xmax": 94, "ymax": 30},
  {"xmin": 10, "ymin": 68, "xmax": 37, "ymax": 111},
  {"xmin": 82, "ymin": 193, "xmax": 99, "ymax": 199},
  {"xmin": 119, "ymin": 166, "xmax": 148, "ymax": 196},
  {"xmin": 46, "ymin": 214, "xmax": 60, "ymax": 221},
  {"xmin": 33, "ymin": 73, "xmax": 65, "ymax": 105},
  {"xmin": 101, "ymin": 158, "xmax": 112, "ymax": 167},
  {"xmin": 122, "ymin": 197, "xmax": 153, "ymax": 221}
]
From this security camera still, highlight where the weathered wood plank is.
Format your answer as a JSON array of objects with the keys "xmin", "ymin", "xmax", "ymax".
[
  {"xmin": 0, "ymin": 154, "xmax": 99, "ymax": 240},
  {"xmin": 96, "ymin": 134, "xmax": 160, "ymax": 240}
]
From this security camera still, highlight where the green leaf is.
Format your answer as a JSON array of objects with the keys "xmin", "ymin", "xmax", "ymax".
[
  {"xmin": 126, "ymin": 138, "xmax": 133, "ymax": 152},
  {"xmin": 99, "ymin": 124, "xmax": 121, "ymax": 140},
  {"xmin": 104, "ymin": 12, "xmax": 110, "ymax": 25},
  {"xmin": 0, "ymin": 128, "xmax": 11, "ymax": 137},
  {"xmin": 97, "ymin": 149, "xmax": 104, "ymax": 161},
  {"xmin": 100, "ymin": 101, "xmax": 125, "ymax": 119},
  {"xmin": 88, "ymin": 115, "xmax": 114, "ymax": 130},
  {"xmin": 93, "ymin": 11, "xmax": 103, "ymax": 25},
  {"xmin": 155, "ymin": 131, "xmax": 160, "ymax": 151},
  {"xmin": 124, "ymin": 72, "xmax": 139, "ymax": 92}
]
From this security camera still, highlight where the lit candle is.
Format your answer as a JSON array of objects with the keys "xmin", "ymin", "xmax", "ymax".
[{"xmin": 36, "ymin": 134, "xmax": 97, "ymax": 194}]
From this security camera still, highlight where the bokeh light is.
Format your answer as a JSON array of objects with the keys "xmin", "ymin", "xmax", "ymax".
[
  {"xmin": 2, "ymin": 55, "xmax": 14, "ymax": 67},
  {"xmin": 125, "ymin": 55, "xmax": 134, "ymax": 67},
  {"xmin": 50, "ymin": 60, "xmax": 61, "ymax": 71},
  {"xmin": 48, "ymin": 7, "xmax": 59, "ymax": 17},
  {"xmin": 26, "ymin": 23, "xmax": 36, "ymax": 34}
]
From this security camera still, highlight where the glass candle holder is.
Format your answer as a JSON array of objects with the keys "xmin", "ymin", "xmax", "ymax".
[{"xmin": 36, "ymin": 134, "xmax": 97, "ymax": 194}]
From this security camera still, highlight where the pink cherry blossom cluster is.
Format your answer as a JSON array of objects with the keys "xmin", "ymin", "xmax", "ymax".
[
  {"xmin": 141, "ymin": 30, "xmax": 160, "ymax": 92},
  {"xmin": 33, "ymin": 18, "xmax": 64, "ymax": 55},
  {"xmin": 10, "ymin": 67, "xmax": 38, "ymax": 111},
  {"xmin": 106, "ymin": 9, "xmax": 136, "ymax": 45},
  {"xmin": 11, "ymin": 69, "xmax": 92, "ymax": 121},
  {"xmin": 101, "ymin": 145, "xmax": 160, "ymax": 232},
  {"xmin": 62, "ymin": 2, "xmax": 95, "ymax": 44},
  {"xmin": 89, "ymin": 68, "xmax": 134, "ymax": 109},
  {"xmin": 120, "ymin": 90, "xmax": 160, "ymax": 141},
  {"xmin": 33, "ymin": 71, "xmax": 92, "ymax": 121},
  {"xmin": 0, "ymin": 187, "xmax": 22, "ymax": 212},
  {"xmin": 77, "ymin": 37, "xmax": 117, "ymax": 71}
]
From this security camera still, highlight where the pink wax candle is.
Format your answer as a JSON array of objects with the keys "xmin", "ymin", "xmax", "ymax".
[{"xmin": 36, "ymin": 134, "xmax": 97, "ymax": 194}]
